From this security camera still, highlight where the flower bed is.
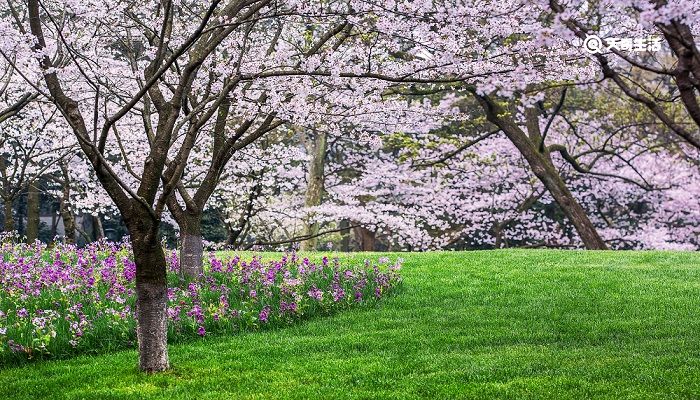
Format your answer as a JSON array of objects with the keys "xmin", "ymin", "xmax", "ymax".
[{"xmin": 0, "ymin": 240, "xmax": 402, "ymax": 364}]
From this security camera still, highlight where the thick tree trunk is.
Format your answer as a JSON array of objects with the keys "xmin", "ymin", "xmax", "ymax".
[
  {"xmin": 353, "ymin": 226, "xmax": 376, "ymax": 251},
  {"xmin": 528, "ymin": 159, "xmax": 607, "ymax": 249},
  {"xmin": 3, "ymin": 197, "xmax": 13, "ymax": 232},
  {"xmin": 476, "ymin": 96, "xmax": 608, "ymax": 250},
  {"xmin": 128, "ymin": 213, "xmax": 169, "ymax": 372},
  {"xmin": 178, "ymin": 213, "xmax": 204, "ymax": 278},
  {"xmin": 26, "ymin": 182, "xmax": 40, "ymax": 243},
  {"xmin": 301, "ymin": 131, "xmax": 328, "ymax": 251}
]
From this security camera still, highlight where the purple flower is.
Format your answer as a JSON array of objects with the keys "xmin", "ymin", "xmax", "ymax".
[
  {"xmin": 332, "ymin": 286, "xmax": 345, "ymax": 302},
  {"xmin": 259, "ymin": 306, "xmax": 271, "ymax": 323},
  {"xmin": 280, "ymin": 301, "xmax": 298, "ymax": 313},
  {"xmin": 307, "ymin": 286, "xmax": 323, "ymax": 301},
  {"xmin": 167, "ymin": 306, "xmax": 181, "ymax": 322},
  {"xmin": 7, "ymin": 340, "xmax": 25, "ymax": 353},
  {"xmin": 0, "ymin": 240, "xmax": 400, "ymax": 359},
  {"xmin": 32, "ymin": 317, "xmax": 47, "ymax": 330}
]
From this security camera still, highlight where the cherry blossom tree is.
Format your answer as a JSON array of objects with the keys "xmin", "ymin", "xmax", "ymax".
[
  {"xmin": 0, "ymin": 0, "xmax": 698, "ymax": 374},
  {"xmin": 548, "ymin": 0, "xmax": 700, "ymax": 151}
]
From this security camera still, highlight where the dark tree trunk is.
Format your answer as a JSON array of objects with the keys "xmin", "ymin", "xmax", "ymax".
[
  {"xmin": 476, "ymin": 95, "xmax": 608, "ymax": 250},
  {"xmin": 26, "ymin": 182, "xmax": 40, "ymax": 243},
  {"xmin": 50, "ymin": 212, "xmax": 57, "ymax": 240},
  {"xmin": 492, "ymin": 222, "xmax": 505, "ymax": 249},
  {"xmin": 127, "ymin": 211, "xmax": 169, "ymax": 372},
  {"xmin": 177, "ymin": 212, "xmax": 204, "ymax": 279},
  {"xmin": 353, "ymin": 225, "xmax": 376, "ymax": 251},
  {"xmin": 59, "ymin": 165, "xmax": 76, "ymax": 244},
  {"xmin": 301, "ymin": 130, "xmax": 328, "ymax": 251},
  {"xmin": 339, "ymin": 219, "xmax": 351, "ymax": 252},
  {"xmin": 3, "ymin": 197, "xmax": 13, "ymax": 232},
  {"xmin": 16, "ymin": 195, "xmax": 25, "ymax": 237}
]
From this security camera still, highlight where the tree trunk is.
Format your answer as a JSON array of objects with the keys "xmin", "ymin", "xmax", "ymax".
[
  {"xmin": 339, "ymin": 219, "xmax": 351, "ymax": 252},
  {"xmin": 178, "ymin": 213, "xmax": 203, "ymax": 278},
  {"xmin": 26, "ymin": 182, "xmax": 40, "ymax": 243},
  {"xmin": 301, "ymin": 131, "xmax": 328, "ymax": 251},
  {"xmin": 93, "ymin": 214, "xmax": 105, "ymax": 241},
  {"xmin": 492, "ymin": 222, "xmax": 505, "ymax": 249},
  {"xmin": 16, "ymin": 194, "xmax": 25, "ymax": 237},
  {"xmin": 353, "ymin": 225, "xmax": 376, "ymax": 251},
  {"xmin": 59, "ymin": 163, "xmax": 76, "ymax": 244},
  {"xmin": 3, "ymin": 197, "xmax": 13, "ymax": 232},
  {"xmin": 50, "ymin": 212, "xmax": 57, "ymax": 240},
  {"xmin": 129, "ymin": 216, "xmax": 169, "ymax": 372},
  {"xmin": 60, "ymin": 197, "xmax": 76, "ymax": 244},
  {"xmin": 476, "ymin": 96, "xmax": 607, "ymax": 250}
]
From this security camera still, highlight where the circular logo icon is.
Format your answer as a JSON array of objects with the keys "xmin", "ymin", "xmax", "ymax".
[{"xmin": 582, "ymin": 34, "xmax": 604, "ymax": 54}]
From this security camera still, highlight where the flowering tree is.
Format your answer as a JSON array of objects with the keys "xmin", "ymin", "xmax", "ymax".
[
  {"xmin": 546, "ymin": 0, "xmax": 700, "ymax": 151},
  {"xmin": 4, "ymin": 0, "xmax": 432, "ymax": 371},
  {"xmin": 0, "ymin": 100, "xmax": 74, "ymax": 234},
  {"xmin": 0, "ymin": 0, "xmax": 698, "ymax": 373},
  {"xmin": 6, "ymin": 0, "xmax": 306, "ymax": 371}
]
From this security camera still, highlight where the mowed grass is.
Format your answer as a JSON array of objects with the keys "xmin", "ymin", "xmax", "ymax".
[{"xmin": 2, "ymin": 250, "xmax": 700, "ymax": 399}]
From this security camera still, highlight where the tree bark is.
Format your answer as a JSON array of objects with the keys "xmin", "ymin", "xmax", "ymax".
[
  {"xmin": 128, "ymin": 212, "xmax": 169, "ymax": 372},
  {"xmin": 93, "ymin": 214, "xmax": 105, "ymax": 241},
  {"xmin": 3, "ymin": 197, "xmax": 13, "ymax": 233},
  {"xmin": 301, "ymin": 130, "xmax": 328, "ymax": 251},
  {"xmin": 26, "ymin": 182, "xmax": 40, "ymax": 243},
  {"xmin": 492, "ymin": 222, "xmax": 505, "ymax": 249},
  {"xmin": 339, "ymin": 219, "xmax": 351, "ymax": 252},
  {"xmin": 475, "ymin": 95, "xmax": 608, "ymax": 250},
  {"xmin": 353, "ymin": 225, "xmax": 376, "ymax": 251},
  {"xmin": 59, "ymin": 163, "xmax": 76, "ymax": 244},
  {"xmin": 178, "ymin": 213, "xmax": 204, "ymax": 278}
]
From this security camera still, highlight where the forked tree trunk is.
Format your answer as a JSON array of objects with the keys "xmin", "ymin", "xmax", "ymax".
[
  {"xmin": 26, "ymin": 182, "xmax": 40, "ymax": 243},
  {"xmin": 476, "ymin": 95, "xmax": 608, "ymax": 250},
  {"xmin": 301, "ymin": 130, "xmax": 328, "ymax": 251},
  {"xmin": 524, "ymin": 156, "xmax": 607, "ymax": 249},
  {"xmin": 178, "ymin": 213, "xmax": 204, "ymax": 279},
  {"xmin": 3, "ymin": 197, "xmax": 13, "ymax": 232},
  {"xmin": 128, "ymin": 213, "xmax": 169, "ymax": 372}
]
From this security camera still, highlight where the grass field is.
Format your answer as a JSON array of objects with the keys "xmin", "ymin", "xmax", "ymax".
[{"xmin": 1, "ymin": 250, "xmax": 700, "ymax": 399}]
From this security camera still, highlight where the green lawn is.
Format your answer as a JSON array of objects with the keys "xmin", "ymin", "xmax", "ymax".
[{"xmin": 2, "ymin": 250, "xmax": 700, "ymax": 399}]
